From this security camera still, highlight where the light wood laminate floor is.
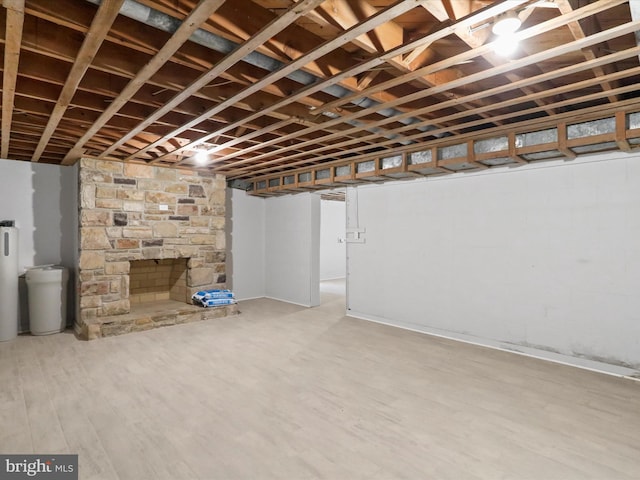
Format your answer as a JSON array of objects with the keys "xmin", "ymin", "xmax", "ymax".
[{"xmin": 1, "ymin": 285, "xmax": 639, "ymax": 479}]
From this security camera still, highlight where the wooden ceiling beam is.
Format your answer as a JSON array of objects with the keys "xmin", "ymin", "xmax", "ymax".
[
  {"xmin": 232, "ymin": 94, "xmax": 640, "ymax": 180},
  {"xmin": 17, "ymin": 6, "xmax": 334, "ymax": 118},
  {"xmin": 9, "ymin": 95, "xmax": 160, "ymax": 133},
  {"xmin": 278, "ymin": 62, "xmax": 640, "ymax": 173},
  {"xmin": 421, "ymin": 8, "xmax": 541, "ymax": 117},
  {"xmin": 173, "ymin": 124, "xmax": 336, "ymax": 167},
  {"xmin": 224, "ymin": 45, "xmax": 640, "ymax": 175},
  {"xmin": 123, "ymin": 97, "xmax": 378, "ymax": 163},
  {"xmin": 422, "ymin": 1, "xmax": 562, "ymax": 116},
  {"xmin": 7, "ymin": 73, "xmax": 270, "ymax": 138},
  {"xmin": 97, "ymin": 0, "xmax": 327, "ymax": 160},
  {"xmin": 615, "ymin": 110, "xmax": 631, "ymax": 152},
  {"xmin": 301, "ymin": 82, "xmax": 640, "ymax": 175},
  {"xmin": 1, "ymin": 0, "xmax": 25, "ymax": 159},
  {"xmin": 219, "ymin": 37, "xmax": 624, "ymax": 169},
  {"xmin": 554, "ymin": 0, "xmax": 618, "ymax": 104},
  {"xmin": 304, "ymin": 0, "xmax": 496, "ymax": 132},
  {"xmin": 200, "ymin": 0, "xmax": 419, "ymax": 109},
  {"xmin": 22, "ymin": 5, "xmax": 229, "ymax": 82},
  {"xmin": 157, "ymin": 118, "xmax": 293, "ymax": 165},
  {"xmin": 128, "ymin": 0, "xmax": 431, "ymax": 162},
  {"xmin": 356, "ymin": 68, "xmax": 381, "ymax": 89},
  {"xmin": 314, "ymin": 0, "xmax": 622, "ymax": 116},
  {"xmin": 307, "ymin": 0, "xmax": 404, "ymax": 59},
  {"xmin": 3, "ymin": 44, "xmax": 365, "ymax": 161},
  {"xmin": 147, "ymin": 0, "xmax": 526, "ymax": 163},
  {"xmin": 251, "ymin": 2, "xmax": 634, "ymax": 162},
  {"xmin": 2, "ymin": 0, "xmax": 638, "ymax": 168},
  {"xmin": 308, "ymin": 0, "xmax": 500, "ymax": 129},
  {"xmin": 8, "ymin": 77, "xmax": 176, "ymax": 127},
  {"xmin": 26, "ymin": 0, "xmax": 233, "ymax": 74},
  {"xmin": 1, "ymin": 46, "xmax": 329, "ymax": 131},
  {"xmin": 11, "ymin": 117, "xmax": 101, "ymax": 141},
  {"xmin": 32, "ymin": 0, "xmax": 125, "ymax": 162},
  {"xmin": 181, "ymin": 119, "xmax": 381, "ymax": 167},
  {"xmin": 403, "ymin": 0, "xmax": 466, "ymax": 66},
  {"xmin": 420, "ymin": 0, "xmax": 629, "ymax": 118},
  {"xmin": 61, "ymin": 0, "xmax": 227, "ymax": 164}
]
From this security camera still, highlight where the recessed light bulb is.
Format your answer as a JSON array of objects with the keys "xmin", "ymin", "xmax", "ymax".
[{"xmin": 195, "ymin": 150, "xmax": 209, "ymax": 165}]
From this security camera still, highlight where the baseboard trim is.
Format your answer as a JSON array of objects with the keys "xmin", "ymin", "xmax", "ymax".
[
  {"xmin": 347, "ymin": 310, "xmax": 640, "ymax": 381},
  {"xmin": 235, "ymin": 295, "xmax": 266, "ymax": 302},
  {"xmin": 264, "ymin": 296, "xmax": 313, "ymax": 308}
]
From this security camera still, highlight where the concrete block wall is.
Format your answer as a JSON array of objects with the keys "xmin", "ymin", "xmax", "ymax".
[{"xmin": 345, "ymin": 152, "xmax": 640, "ymax": 370}]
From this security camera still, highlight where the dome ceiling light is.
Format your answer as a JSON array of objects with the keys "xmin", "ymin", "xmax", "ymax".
[
  {"xmin": 492, "ymin": 11, "xmax": 522, "ymax": 36},
  {"xmin": 491, "ymin": 11, "xmax": 523, "ymax": 56}
]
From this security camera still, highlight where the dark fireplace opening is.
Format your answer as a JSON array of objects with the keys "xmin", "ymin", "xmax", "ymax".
[{"xmin": 129, "ymin": 258, "xmax": 189, "ymax": 307}]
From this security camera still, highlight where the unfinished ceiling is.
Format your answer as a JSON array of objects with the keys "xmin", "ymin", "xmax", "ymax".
[{"xmin": 2, "ymin": 0, "xmax": 640, "ymax": 193}]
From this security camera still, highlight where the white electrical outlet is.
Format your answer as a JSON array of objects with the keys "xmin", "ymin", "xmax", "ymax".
[{"xmin": 346, "ymin": 228, "xmax": 366, "ymax": 243}]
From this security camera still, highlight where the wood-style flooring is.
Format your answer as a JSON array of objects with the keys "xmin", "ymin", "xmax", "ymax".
[{"xmin": 1, "ymin": 280, "xmax": 639, "ymax": 479}]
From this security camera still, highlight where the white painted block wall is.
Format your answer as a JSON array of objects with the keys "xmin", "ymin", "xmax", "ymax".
[
  {"xmin": 0, "ymin": 159, "xmax": 77, "ymax": 272},
  {"xmin": 230, "ymin": 191, "xmax": 345, "ymax": 305},
  {"xmin": 227, "ymin": 188, "xmax": 266, "ymax": 300},
  {"xmin": 0, "ymin": 159, "xmax": 78, "ymax": 328},
  {"xmin": 265, "ymin": 193, "xmax": 320, "ymax": 307},
  {"xmin": 346, "ymin": 152, "xmax": 640, "ymax": 368}
]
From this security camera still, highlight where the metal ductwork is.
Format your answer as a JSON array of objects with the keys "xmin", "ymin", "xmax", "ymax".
[{"xmin": 86, "ymin": 0, "xmax": 435, "ymax": 142}]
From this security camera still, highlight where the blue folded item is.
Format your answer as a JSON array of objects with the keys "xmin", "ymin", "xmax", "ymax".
[
  {"xmin": 201, "ymin": 298, "xmax": 237, "ymax": 307},
  {"xmin": 192, "ymin": 289, "xmax": 236, "ymax": 307}
]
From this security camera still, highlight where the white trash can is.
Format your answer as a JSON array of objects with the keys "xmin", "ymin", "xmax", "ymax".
[{"xmin": 25, "ymin": 266, "xmax": 69, "ymax": 335}]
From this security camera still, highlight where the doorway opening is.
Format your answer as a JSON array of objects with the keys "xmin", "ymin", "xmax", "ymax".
[{"xmin": 319, "ymin": 190, "xmax": 346, "ymax": 306}]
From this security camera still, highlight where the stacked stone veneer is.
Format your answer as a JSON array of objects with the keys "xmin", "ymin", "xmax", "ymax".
[{"xmin": 76, "ymin": 159, "xmax": 237, "ymax": 340}]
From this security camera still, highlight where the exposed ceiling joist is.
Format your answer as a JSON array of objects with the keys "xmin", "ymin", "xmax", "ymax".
[
  {"xmin": 220, "ymin": 13, "xmax": 640, "ymax": 170},
  {"xmin": 61, "ymin": 0, "xmax": 227, "ymax": 164},
  {"xmin": 100, "ymin": 0, "xmax": 328, "ymax": 160},
  {"xmin": 0, "ymin": 0, "xmax": 638, "ymax": 186},
  {"xmin": 33, "ymin": 0, "xmax": 125, "ymax": 162},
  {"xmin": 1, "ymin": 0, "xmax": 25, "ymax": 158}
]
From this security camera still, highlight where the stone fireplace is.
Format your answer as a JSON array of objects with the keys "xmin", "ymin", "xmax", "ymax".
[{"xmin": 76, "ymin": 159, "xmax": 237, "ymax": 340}]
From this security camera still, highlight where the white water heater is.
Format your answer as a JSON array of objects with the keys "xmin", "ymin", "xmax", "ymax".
[{"xmin": 0, "ymin": 225, "xmax": 19, "ymax": 341}]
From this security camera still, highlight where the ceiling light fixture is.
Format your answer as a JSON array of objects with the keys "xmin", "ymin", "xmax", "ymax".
[
  {"xmin": 492, "ymin": 11, "xmax": 522, "ymax": 36},
  {"xmin": 491, "ymin": 11, "xmax": 522, "ymax": 57},
  {"xmin": 194, "ymin": 150, "xmax": 209, "ymax": 165}
]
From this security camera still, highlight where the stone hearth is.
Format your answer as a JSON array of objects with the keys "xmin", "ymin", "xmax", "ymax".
[
  {"xmin": 86, "ymin": 301, "xmax": 236, "ymax": 340},
  {"xmin": 76, "ymin": 159, "xmax": 237, "ymax": 340}
]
